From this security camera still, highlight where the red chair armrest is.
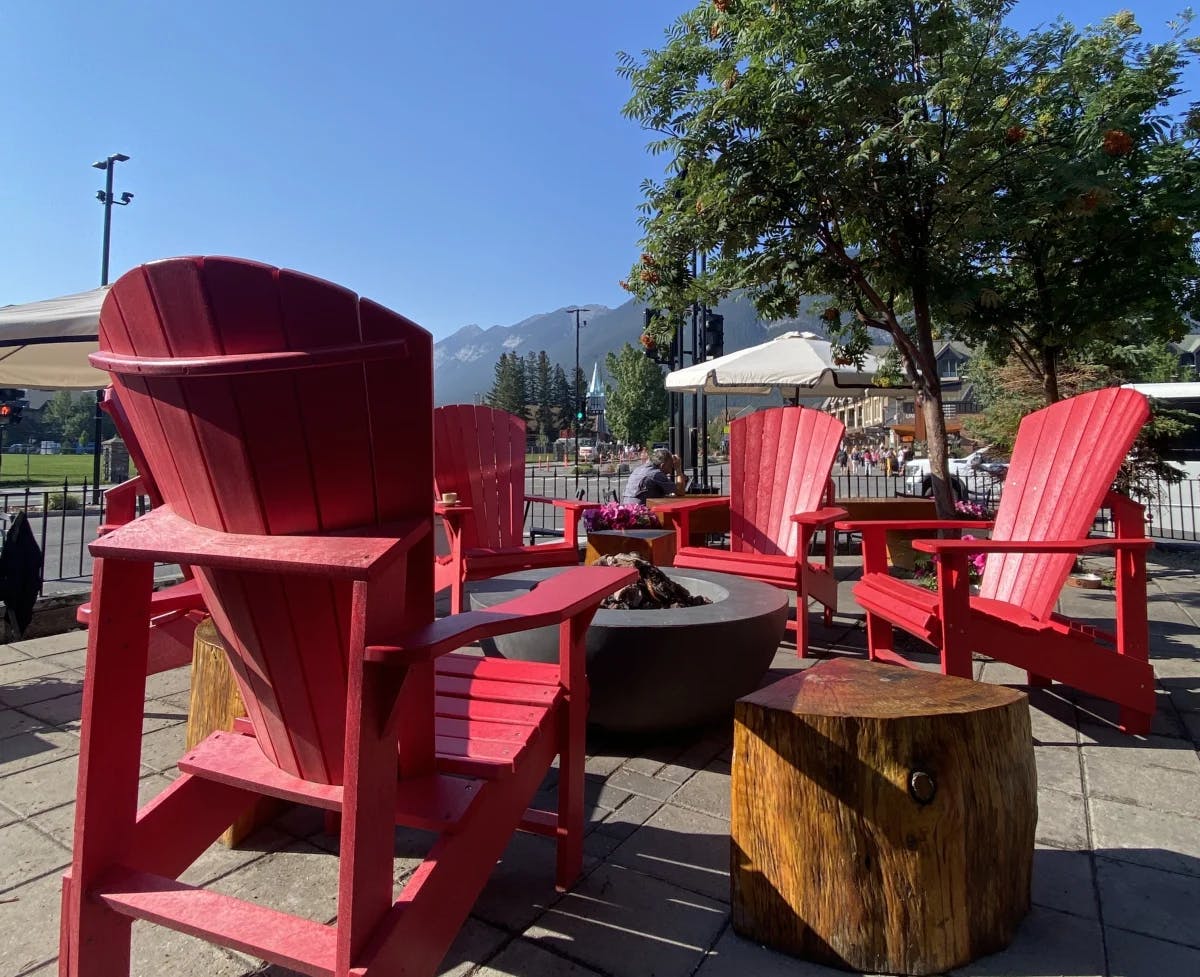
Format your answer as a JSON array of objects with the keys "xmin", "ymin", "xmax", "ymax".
[
  {"xmin": 792, "ymin": 507, "xmax": 848, "ymax": 527},
  {"xmin": 90, "ymin": 506, "xmax": 430, "ymax": 581},
  {"xmin": 913, "ymin": 537, "xmax": 1154, "ymax": 555},
  {"xmin": 365, "ymin": 565, "xmax": 637, "ymax": 664},
  {"xmin": 538, "ymin": 498, "xmax": 601, "ymax": 511},
  {"xmin": 835, "ymin": 518, "xmax": 993, "ymax": 533}
]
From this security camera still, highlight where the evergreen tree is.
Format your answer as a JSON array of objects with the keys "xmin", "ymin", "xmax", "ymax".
[
  {"xmin": 552, "ymin": 364, "xmax": 572, "ymax": 435},
  {"xmin": 534, "ymin": 351, "xmax": 555, "ymax": 440},
  {"xmin": 485, "ymin": 353, "xmax": 527, "ymax": 418}
]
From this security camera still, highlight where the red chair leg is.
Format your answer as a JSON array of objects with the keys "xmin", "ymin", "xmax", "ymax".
[
  {"xmin": 554, "ymin": 616, "xmax": 588, "ymax": 890},
  {"xmin": 1027, "ymin": 672, "xmax": 1052, "ymax": 688},
  {"xmin": 865, "ymin": 611, "xmax": 894, "ymax": 663},
  {"xmin": 65, "ymin": 557, "xmax": 154, "ymax": 977},
  {"xmin": 1119, "ymin": 706, "xmax": 1152, "ymax": 737}
]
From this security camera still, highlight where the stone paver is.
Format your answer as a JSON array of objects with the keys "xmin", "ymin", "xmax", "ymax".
[
  {"xmin": 1030, "ymin": 846, "xmax": 1099, "ymax": 919},
  {"xmin": 609, "ymin": 800, "xmax": 731, "ymax": 902},
  {"xmin": 695, "ymin": 927, "xmax": 862, "ymax": 976},
  {"xmin": 525, "ymin": 863, "xmax": 727, "ymax": 977},
  {"xmin": 1034, "ymin": 787, "xmax": 1089, "ymax": 850},
  {"xmin": 2, "ymin": 549, "xmax": 1197, "ymax": 976},
  {"xmin": 1094, "ymin": 856, "xmax": 1200, "ymax": 948},
  {"xmin": 949, "ymin": 905, "xmax": 1105, "ymax": 976},
  {"xmin": 1088, "ymin": 797, "xmax": 1200, "ymax": 875},
  {"xmin": 1104, "ymin": 926, "xmax": 1200, "ymax": 977}
]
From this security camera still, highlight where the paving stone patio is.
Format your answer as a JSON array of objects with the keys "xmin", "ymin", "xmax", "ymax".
[{"xmin": 2, "ymin": 550, "xmax": 1198, "ymax": 977}]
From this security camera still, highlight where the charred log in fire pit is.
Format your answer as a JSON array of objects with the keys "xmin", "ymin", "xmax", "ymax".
[{"xmin": 595, "ymin": 553, "xmax": 713, "ymax": 610}]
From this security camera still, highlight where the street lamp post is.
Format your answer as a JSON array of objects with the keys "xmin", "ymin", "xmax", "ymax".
[
  {"xmin": 566, "ymin": 308, "xmax": 589, "ymax": 470},
  {"xmin": 91, "ymin": 153, "xmax": 133, "ymax": 502}
]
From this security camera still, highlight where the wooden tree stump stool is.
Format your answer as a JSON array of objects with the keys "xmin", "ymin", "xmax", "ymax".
[
  {"xmin": 732, "ymin": 659, "xmax": 1035, "ymax": 976},
  {"xmin": 186, "ymin": 617, "xmax": 285, "ymax": 847}
]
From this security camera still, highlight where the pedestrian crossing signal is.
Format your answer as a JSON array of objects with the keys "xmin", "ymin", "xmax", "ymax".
[{"xmin": 0, "ymin": 404, "xmax": 22, "ymax": 425}]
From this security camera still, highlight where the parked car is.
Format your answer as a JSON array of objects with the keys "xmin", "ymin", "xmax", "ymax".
[{"xmin": 902, "ymin": 449, "xmax": 1003, "ymax": 505}]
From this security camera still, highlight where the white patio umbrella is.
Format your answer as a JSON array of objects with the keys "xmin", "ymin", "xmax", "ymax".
[
  {"xmin": 665, "ymin": 330, "xmax": 905, "ymax": 400},
  {"xmin": 0, "ymin": 287, "xmax": 110, "ymax": 389}
]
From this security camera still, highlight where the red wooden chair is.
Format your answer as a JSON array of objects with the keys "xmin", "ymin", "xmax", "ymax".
[
  {"xmin": 74, "ymin": 388, "xmax": 206, "ymax": 674},
  {"xmin": 433, "ymin": 404, "xmax": 593, "ymax": 612},
  {"xmin": 59, "ymin": 257, "xmax": 635, "ymax": 977},
  {"xmin": 656, "ymin": 406, "xmax": 846, "ymax": 655},
  {"xmin": 842, "ymin": 387, "xmax": 1155, "ymax": 734}
]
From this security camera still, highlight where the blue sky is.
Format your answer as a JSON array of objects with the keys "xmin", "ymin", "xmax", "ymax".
[{"xmin": 2, "ymin": 1, "xmax": 1195, "ymax": 341}]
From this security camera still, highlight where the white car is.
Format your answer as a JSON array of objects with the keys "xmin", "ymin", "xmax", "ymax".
[{"xmin": 902, "ymin": 449, "xmax": 1002, "ymax": 504}]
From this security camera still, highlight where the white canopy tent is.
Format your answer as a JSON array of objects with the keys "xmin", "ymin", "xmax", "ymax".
[
  {"xmin": 0, "ymin": 287, "xmax": 110, "ymax": 389},
  {"xmin": 665, "ymin": 330, "xmax": 906, "ymax": 401}
]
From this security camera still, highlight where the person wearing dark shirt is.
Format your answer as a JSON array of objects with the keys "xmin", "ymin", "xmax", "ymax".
[{"xmin": 622, "ymin": 447, "xmax": 687, "ymax": 504}]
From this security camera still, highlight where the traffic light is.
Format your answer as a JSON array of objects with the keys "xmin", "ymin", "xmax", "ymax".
[
  {"xmin": 0, "ymin": 403, "xmax": 23, "ymax": 426},
  {"xmin": 642, "ymin": 308, "xmax": 676, "ymax": 368},
  {"xmin": 704, "ymin": 312, "xmax": 725, "ymax": 359}
]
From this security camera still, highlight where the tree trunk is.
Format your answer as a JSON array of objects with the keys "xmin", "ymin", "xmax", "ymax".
[
  {"xmin": 922, "ymin": 394, "xmax": 956, "ymax": 518},
  {"xmin": 909, "ymin": 290, "xmax": 955, "ymax": 518},
  {"xmin": 732, "ymin": 659, "xmax": 1035, "ymax": 975},
  {"xmin": 1041, "ymin": 347, "xmax": 1060, "ymax": 404}
]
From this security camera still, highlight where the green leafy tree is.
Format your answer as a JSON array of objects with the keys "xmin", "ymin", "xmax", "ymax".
[
  {"xmin": 947, "ymin": 13, "xmax": 1200, "ymax": 404},
  {"xmin": 41, "ymin": 391, "xmax": 98, "ymax": 445},
  {"xmin": 619, "ymin": 0, "xmax": 1034, "ymax": 515},
  {"xmin": 604, "ymin": 343, "xmax": 669, "ymax": 447}
]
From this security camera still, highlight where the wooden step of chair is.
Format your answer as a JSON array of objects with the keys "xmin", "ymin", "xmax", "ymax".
[{"xmin": 94, "ymin": 867, "xmax": 337, "ymax": 977}]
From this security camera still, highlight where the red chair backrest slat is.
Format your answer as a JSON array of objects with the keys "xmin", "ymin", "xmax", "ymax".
[
  {"xmin": 433, "ymin": 405, "xmax": 525, "ymax": 550},
  {"xmin": 980, "ymin": 387, "xmax": 1149, "ymax": 619},
  {"xmin": 97, "ymin": 256, "xmax": 433, "ymax": 785},
  {"xmin": 728, "ymin": 407, "xmax": 845, "ymax": 556}
]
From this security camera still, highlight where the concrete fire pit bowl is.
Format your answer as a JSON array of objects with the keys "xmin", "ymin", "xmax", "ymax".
[{"xmin": 467, "ymin": 566, "xmax": 789, "ymax": 733}]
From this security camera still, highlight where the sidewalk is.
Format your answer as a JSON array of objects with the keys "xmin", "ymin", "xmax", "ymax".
[{"xmin": 2, "ymin": 552, "xmax": 1198, "ymax": 976}]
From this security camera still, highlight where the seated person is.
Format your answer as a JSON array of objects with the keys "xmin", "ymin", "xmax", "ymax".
[{"xmin": 622, "ymin": 447, "xmax": 687, "ymax": 505}]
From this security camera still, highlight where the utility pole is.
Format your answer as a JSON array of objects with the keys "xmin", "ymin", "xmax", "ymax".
[
  {"xmin": 92, "ymin": 152, "xmax": 134, "ymax": 503},
  {"xmin": 566, "ymin": 308, "xmax": 589, "ymax": 470}
]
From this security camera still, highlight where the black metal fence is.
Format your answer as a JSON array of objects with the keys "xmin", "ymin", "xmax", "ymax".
[{"xmin": 9, "ymin": 469, "xmax": 1196, "ymax": 592}]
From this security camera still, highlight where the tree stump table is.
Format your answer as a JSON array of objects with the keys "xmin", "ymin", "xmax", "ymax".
[
  {"xmin": 186, "ymin": 617, "xmax": 285, "ymax": 846},
  {"xmin": 732, "ymin": 659, "xmax": 1035, "ymax": 976}
]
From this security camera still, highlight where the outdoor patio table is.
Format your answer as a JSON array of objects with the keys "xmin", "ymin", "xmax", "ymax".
[
  {"xmin": 647, "ymin": 494, "xmax": 730, "ymax": 546},
  {"xmin": 584, "ymin": 528, "xmax": 676, "ymax": 566}
]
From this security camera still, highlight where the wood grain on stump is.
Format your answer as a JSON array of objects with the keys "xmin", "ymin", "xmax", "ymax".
[
  {"xmin": 186, "ymin": 617, "xmax": 285, "ymax": 846},
  {"xmin": 732, "ymin": 659, "xmax": 1035, "ymax": 976}
]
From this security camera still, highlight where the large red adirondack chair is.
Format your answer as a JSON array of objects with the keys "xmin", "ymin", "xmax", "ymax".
[
  {"xmin": 433, "ymin": 404, "xmax": 593, "ymax": 612},
  {"xmin": 656, "ymin": 406, "xmax": 846, "ymax": 654},
  {"xmin": 60, "ymin": 257, "xmax": 635, "ymax": 977},
  {"xmin": 844, "ymin": 387, "xmax": 1155, "ymax": 733},
  {"xmin": 74, "ymin": 389, "xmax": 206, "ymax": 674}
]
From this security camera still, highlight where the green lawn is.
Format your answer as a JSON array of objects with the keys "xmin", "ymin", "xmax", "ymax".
[{"xmin": 0, "ymin": 453, "xmax": 111, "ymax": 488}]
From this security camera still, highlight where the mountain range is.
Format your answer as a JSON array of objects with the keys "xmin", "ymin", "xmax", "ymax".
[{"xmin": 432, "ymin": 292, "xmax": 838, "ymax": 405}]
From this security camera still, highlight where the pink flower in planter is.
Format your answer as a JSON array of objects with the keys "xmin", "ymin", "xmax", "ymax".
[{"xmin": 584, "ymin": 502, "xmax": 661, "ymax": 533}]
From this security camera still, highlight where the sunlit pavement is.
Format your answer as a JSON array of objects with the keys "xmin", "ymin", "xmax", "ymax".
[{"xmin": 2, "ymin": 549, "xmax": 1198, "ymax": 976}]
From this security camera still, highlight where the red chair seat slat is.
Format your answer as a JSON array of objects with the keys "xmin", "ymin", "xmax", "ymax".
[
  {"xmin": 434, "ymin": 674, "xmax": 561, "ymax": 707},
  {"xmin": 436, "ymin": 652, "xmax": 560, "ymax": 686},
  {"xmin": 433, "ymin": 695, "xmax": 545, "ymax": 726}
]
